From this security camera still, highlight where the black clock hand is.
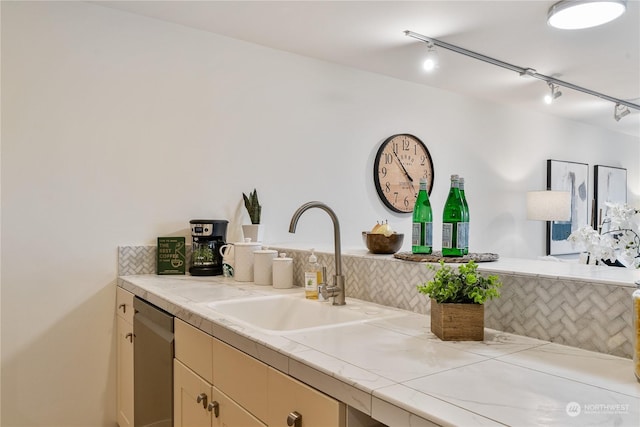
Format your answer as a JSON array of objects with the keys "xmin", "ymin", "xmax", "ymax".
[
  {"xmin": 392, "ymin": 149, "xmax": 413, "ymax": 182},
  {"xmin": 392, "ymin": 149, "xmax": 417, "ymax": 194}
]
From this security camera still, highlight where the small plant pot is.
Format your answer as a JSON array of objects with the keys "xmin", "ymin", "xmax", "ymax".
[
  {"xmin": 430, "ymin": 299, "xmax": 484, "ymax": 341},
  {"xmin": 242, "ymin": 224, "xmax": 264, "ymax": 243}
]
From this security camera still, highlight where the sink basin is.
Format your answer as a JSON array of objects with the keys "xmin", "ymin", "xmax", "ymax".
[
  {"xmin": 165, "ymin": 283, "xmax": 249, "ymax": 301},
  {"xmin": 205, "ymin": 294, "xmax": 402, "ymax": 334}
]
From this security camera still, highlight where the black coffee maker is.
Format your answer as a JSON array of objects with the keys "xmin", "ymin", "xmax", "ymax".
[{"xmin": 189, "ymin": 219, "xmax": 228, "ymax": 276}]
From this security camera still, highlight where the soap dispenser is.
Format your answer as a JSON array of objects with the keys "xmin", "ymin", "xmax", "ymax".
[{"xmin": 304, "ymin": 249, "xmax": 322, "ymax": 300}]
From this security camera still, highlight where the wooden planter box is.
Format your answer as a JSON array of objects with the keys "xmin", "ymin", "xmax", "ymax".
[{"xmin": 430, "ymin": 299, "xmax": 484, "ymax": 341}]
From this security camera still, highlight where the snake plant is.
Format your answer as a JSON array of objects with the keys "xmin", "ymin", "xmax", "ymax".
[{"xmin": 242, "ymin": 189, "xmax": 262, "ymax": 224}]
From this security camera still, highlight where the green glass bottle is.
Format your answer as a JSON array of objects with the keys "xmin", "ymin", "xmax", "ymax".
[
  {"xmin": 459, "ymin": 177, "xmax": 470, "ymax": 255},
  {"xmin": 442, "ymin": 174, "xmax": 465, "ymax": 257},
  {"xmin": 412, "ymin": 178, "xmax": 433, "ymax": 254}
]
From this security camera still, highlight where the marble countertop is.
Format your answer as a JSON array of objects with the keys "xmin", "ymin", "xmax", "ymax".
[
  {"xmin": 475, "ymin": 257, "xmax": 640, "ymax": 287},
  {"xmin": 268, "ymin": 243, "xmax": 640, "ymax": 288},
  {"xmin": 119, "ymin": 274, "xmax": 640, "ymax": 426}
]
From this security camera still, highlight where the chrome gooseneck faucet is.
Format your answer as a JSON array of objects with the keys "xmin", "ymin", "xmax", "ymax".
[{"xmin": 289, "ymin": 201, "xmax": 345, "ymax": 306}]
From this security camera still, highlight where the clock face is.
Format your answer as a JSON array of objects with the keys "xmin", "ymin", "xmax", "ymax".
[{"xmin": 373, "ymin": 134, "xmax": 434, "ymax": 213}]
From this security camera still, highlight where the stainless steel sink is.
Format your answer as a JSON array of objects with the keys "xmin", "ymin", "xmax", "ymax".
[{"xmin": 205, "ymin": 294, "xmax": 402, "ymax": 334}]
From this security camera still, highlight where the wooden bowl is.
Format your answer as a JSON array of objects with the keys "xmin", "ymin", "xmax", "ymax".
[{"xmin": 362, "ymin": 232, "xmax": 404, "ymax": 254}]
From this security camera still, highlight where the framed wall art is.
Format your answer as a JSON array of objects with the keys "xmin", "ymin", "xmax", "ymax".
[
  {"xmin": 594, "ymin": 165, "xmax": 627, "ymax": 231},
  {"xmin": 546, "ymin": 159, "xmax": 589, "ymax": 255}
]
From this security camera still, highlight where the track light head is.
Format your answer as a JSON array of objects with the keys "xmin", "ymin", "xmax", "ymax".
[
  {"xmin": 404, "ymin": 31, "xmax": 640, "ymax": 119},
  {"xmin": 614, "ymin": 103, "xmax": 631, "ymax": 121},
  {"xmin": 422, "ymin": 42, "xmax": 439, "ymax": 72},
  {"xmin": 544, "ymin": 83, "xmax": 562, "ymax": 104}
]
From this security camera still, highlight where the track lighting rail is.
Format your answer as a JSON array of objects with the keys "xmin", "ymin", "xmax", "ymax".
[{"xmin": 405, "ymin": 30, "xmax": 639, "ymax": 112}]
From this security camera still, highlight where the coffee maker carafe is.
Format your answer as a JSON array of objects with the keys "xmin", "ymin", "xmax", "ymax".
[{"xmin": 189, "ymin": 219, "xmax": 228, "ymax": 276}]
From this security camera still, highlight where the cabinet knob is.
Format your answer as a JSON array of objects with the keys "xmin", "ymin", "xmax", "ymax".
[
  {"xmin": 287, "ymin": 411, "xmax": 302, "ymax": 427},
  {"xmin": 125, "ymin": 333, "xmax": 133, "ymax": 343},
  {"xmin": 196, "ymin": 393, "xmax": 208, "ymax": 409},
  {"xmin": 207, "ymin": 401, "xmax": 220, "ymax": 418},
  {"xmin": 118, "ymin": 303, "xmax": 127, "ymax": 313}
]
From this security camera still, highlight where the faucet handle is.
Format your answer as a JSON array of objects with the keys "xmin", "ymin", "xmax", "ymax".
[
  {"xmin": 319, "ymin": 274, "xmax": 345, "ymax": 305},
  {"xmin": 318, "ymin": 283, "xmax": 331, "ymax": 301}
]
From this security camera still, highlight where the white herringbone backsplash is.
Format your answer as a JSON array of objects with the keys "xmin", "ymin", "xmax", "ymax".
[{"xmin": 118, "ymin": 246, "xmax": 634, "ymax": 358}]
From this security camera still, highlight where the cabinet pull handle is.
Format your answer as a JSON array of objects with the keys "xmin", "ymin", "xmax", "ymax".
[
  {"xmin": 207, "ymin": 401, "xmax": 220, "ymax": 417},
  {"xmin": 196, "ymin": 393, "xmax": 208, "ymax": 409},
  {"xmin": 118, "ymin": 303, "xmax": 127, "ymax": 313},
  {"xmin": 125, "ymin": 333, "xmax": 133, "ymax": 343},
  {"xmin": 287, "ymin": 411, "xmax": 302, "ymax": 427}
]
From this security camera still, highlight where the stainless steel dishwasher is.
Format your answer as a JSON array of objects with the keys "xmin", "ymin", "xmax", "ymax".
[{"xmin": 134, "ymin": 297, "xmax": 174, "ymax": 427}]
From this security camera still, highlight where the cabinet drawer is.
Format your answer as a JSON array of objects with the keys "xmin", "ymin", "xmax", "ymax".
[
  {"xmin": 175, "ymin": 319, "xmax": 213, "ymax": 383},
  {"xmin": 267, "ymin": 367, "xmax": 346, "ymax": 427},
  {"xmin": 116, "ymin": 288, "xmax": 134, "ymax": 323},
  {"xmin": 213, "ymin": 338, "xmax": 268, "ymax": 422}
]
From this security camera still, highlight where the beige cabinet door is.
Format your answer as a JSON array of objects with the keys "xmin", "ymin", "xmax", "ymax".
[
  {"xmin": 213, "ymin": 338, "xmax": 268, "ymax": 422},
  {"xmin": 212, "ymin": 386, "xmax": 266, "ymax": 427},
  {"xmin": 267, "ymin": 368, "xmax": 346, "ymax": 427},
  {"xmin": 116, "ymin": 315, "xmax": 134, "ymax": 427},
  {"xmin": 174, "ymin": 359, "xmax": 213, "ymax": 427}
]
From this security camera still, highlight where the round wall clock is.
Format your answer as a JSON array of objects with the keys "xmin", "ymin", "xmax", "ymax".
[{"xmin": 373, "ymin": 134, "xmax": 434, "ymax": 213}]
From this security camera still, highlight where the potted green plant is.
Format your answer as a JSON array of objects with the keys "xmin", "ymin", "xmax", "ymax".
[
  {"xmin": 242, "ymin": 189, "xmax": 263, "ymax": 242},
  {"xmin": 243, "ymin": 188, "xmax": 261, "ymax": 224},
  {"xmin": 417, "ymin": 260, "xmax": 502, "ymax": 341}
]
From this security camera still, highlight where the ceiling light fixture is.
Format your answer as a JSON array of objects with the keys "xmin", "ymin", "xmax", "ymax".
[
  {"xmin": 614, "ymin": 103, "xmax": 631, "ymax": 121},
  {"xmin": 544, "ymin": 83, "xmax": 563, "ymax": 104},
  {"xmin": 404, "ymin": 30, "xmax": 639, "ymax": 121},
  {"xmin": 422, "ymin": 42, "xmax": 439, "ymax": 72},
  {"xmin": 548, "ymin": 0, "xmax": 627, "ymax": 30}
]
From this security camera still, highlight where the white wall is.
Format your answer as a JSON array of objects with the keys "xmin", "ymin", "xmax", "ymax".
[{"xmin": 1, "ymin": 2, "xmax": 638, "ymax": 426}]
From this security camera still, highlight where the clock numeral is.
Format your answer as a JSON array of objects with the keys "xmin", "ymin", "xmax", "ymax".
[{"xmin": 375, "ymin": 134, "xmax": 433, "ymax": 214}]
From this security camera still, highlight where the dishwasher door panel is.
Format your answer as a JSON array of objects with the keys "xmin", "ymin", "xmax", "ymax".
[{"xmin": 134, "ymin": 297, "xmax": 174, "ymax": 427}]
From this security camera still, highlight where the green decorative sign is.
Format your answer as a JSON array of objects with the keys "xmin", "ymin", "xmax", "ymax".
[{"xmin": 157, "ymin": 237, "xmax": 186, "ymax": 275}]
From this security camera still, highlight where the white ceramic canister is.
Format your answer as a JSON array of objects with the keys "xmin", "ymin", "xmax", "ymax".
[
  {"xmin": 233, "ymin": 238, "xmax": 262, "ymax": 282},
  {"xmin": 254, "ymin": 249, "xmax": 278, "ymax": 286},
  {"xmin": 272, "ymin": 253, "xmax": 293, "ymax": 289}
]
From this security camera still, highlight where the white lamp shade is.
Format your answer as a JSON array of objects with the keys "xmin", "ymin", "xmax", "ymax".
[{"xmin": 526, "ymin": 191, "xmax": 571, "ymax": 221}]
